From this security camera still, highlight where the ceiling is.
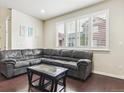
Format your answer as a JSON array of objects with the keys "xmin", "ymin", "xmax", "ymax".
[{"xmin": 0, "ymin": 0, "xmax": 104, "ymax": 20}]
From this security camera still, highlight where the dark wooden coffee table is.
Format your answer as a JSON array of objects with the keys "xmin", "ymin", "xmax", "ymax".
[{"xmin": 27, "ymin": 64, "xmax": 68, "ymax": 92}]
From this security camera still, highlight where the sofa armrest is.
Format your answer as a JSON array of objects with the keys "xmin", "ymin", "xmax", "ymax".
[
  {"xmin": 0, "ymin": 61, "xmax": 15, "ymax": 78},
  {"xmin": 77, "ymin": 59, "xmax": 91, "ymax": 66},
  {"xmin": 0, "ymin": 59, "xmax": 16, "ymax": 65},
  {"xmin": 77, "ymin": 59, "xmax": 92, "ymax": 80}
]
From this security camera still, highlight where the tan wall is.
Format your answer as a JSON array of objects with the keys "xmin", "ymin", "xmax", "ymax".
[
  {"xmin": 44, "ymin": 0, "xmax": 124, "ymax": 79},
  {"xmin": 0, "ymin": 8, "xmax": 11, "ymax": 50},
  {"xmin": 11, "ymin": 9, "xmax": 43, "ymax": 49}
]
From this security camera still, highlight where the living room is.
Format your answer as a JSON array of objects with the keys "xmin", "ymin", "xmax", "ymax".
[{"xmin": 0, "ymin": 0, "xmax": 124, "ymax": 92}]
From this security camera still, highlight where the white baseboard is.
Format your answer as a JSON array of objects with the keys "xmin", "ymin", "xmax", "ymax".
[{"xmin": 93, "ymin": 70, "xmax": 124, "ymax": 80}]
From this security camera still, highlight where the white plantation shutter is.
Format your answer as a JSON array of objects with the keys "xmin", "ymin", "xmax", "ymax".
[
  {"xmin": 56, "ymin": 9, "xmax": 109, "ymax": 50},
  {"xmin": 91, "ymin": 10, "xmax": 109, "ymax": 49},
  {"xmin": 65, "ymin": 21, "xmax": 76, "ymax": 47},
  {"xmin": 77, "ymin": 17, "xmax": 90, "ymax": 47}
]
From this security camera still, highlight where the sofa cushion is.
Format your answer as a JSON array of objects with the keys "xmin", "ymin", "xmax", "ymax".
[
  {"xmin": 0, "ymin": 50, "xmax": 22, "ymax": 59},
  {"xmin": 21, "ymin": 49, "xmax": 34, "ymax": 56},
  {"xmin": 41, "ymin": 58, "xmax": 77, "ymax": 70},
  {"xmin": 41, "ymin": 58, "xmax": 63, "ymax": 67},
  {"xmin": 43, "ymin": 49, "xmax": 61, "ymax": 56},
  {"xmin": 43, "ymin": 55, "xmax": 51, "ymax": 58},
  {"xmin": 27, "ymin": 58, "xmax": 42, "ymax": 65},
  {"xmin": 62, "ymin": 61, "xmax": 77, "ymax": 70},
  {"xmin": 72, "ymin": 50, "xmax": 93, "ymax": 60},
  {"xmin": 15, "ymin": 61, "xmax": 30, "ymax": 68},
  {"xmin": 33, "ymin": 49, "xmax": 42, "ymax": 58},
  {"xmin": 21, "ymin": 49, "xmax": 42, "ymax": 60},
  {"xmin": 22, "ymin": 55, "xmax": 36, "ymax": 60},
  {"xmin": 33, "ymin": 49, "xmax": 42, "ymax": 55},
  {"xmin": 51, "ymin": 56, "xmax": 78, "ymax": 62},
  {"xmin": 61, "ymin": 50, "xmax": 73, "ymax": 57},
  {"xmin": 21, "ymin": 49, "xmax": 36, "ymax": 60},
  {"xmin": 43, "ymin": 49, "xmax": 53, "ymax": 55},
  {"xmin": 15, "ymin": 58, "xmax": 42, "ymax": 68},
  {"xmin": 51, "ymin": 49, "xmax": 61, "ymax": 56}
]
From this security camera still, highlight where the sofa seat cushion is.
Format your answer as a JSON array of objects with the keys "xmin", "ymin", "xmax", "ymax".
[
  {"xmin": 15, "ymin": 58, "xmax": 42, "ymax": 68},
  {"xmin": 42, "ymin": 55, "xmax": 51, "ymax": 58},
  {"xmin": 27, "ymin": 58, "xmax": 42, "ymax": 65},
  {"xmin": 22, "ymin": 55, "xmax": 36, "ymax": 60},
  {"xmin": 51, "ymin": 56, "xmax": 78, "ymax": 62},
  {"xmin": 41, "ymin": 58, "xmax": 77, "ymax": 70},
  {"xmin": 15, "ymin": 61, "xmax": 30, "ymax": 68}
]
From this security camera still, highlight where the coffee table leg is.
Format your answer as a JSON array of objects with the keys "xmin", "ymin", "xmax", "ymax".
[
  {"xmin": 27, "ymin": 69, "xmax": 33, "ymax": 87},
  {"xmin": 54, "ymin": 80, "xmax": 58, "ymax": 92},
  {"xmin": 39, "ymin": 75, "xmax": 42, "ymax": 87},
  {"xmin": 39, "ymin": 75, "xmax": 46, "ymax": 90},
  {"xmin": 41, "ymin": 76, "xmax": 45, "ymax": 88},
  {"xmin": 63, "ymin": 76, "xmax": 66, "ymax": 92},
  {"xmin": 50, "ymin": 80, "xmax": 54, "ymax": 92}
]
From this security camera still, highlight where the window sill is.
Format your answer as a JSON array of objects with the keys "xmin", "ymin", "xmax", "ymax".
[{"xmin": 56, "ymin": 47, "xmax": 110, "ymax": 52}]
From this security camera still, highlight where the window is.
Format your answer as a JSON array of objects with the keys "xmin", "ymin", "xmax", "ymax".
[
  {"xmin": 56, "ymin": 23, "xmax": 65, "ymax": 47},
  {"xmin": 65, "ymin": 21, "xmax": 76, "ymax": 47},
  {"xmin": 77, "ymin": 17, "xmax": 90, "ymax": 47},
  {"xmin": 91, "ymin": 11, "xmax": 109, "ymax": 49},
  {"xmin": 56, "ymin": 9, "xmax": 109, "ymax": 50}
]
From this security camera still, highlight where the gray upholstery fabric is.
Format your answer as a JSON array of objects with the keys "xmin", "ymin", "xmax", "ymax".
[
  {"xmin": 15, "ymin": 61, "xmax": 30, "ymax": 68},
  {"xmin": 21, "ymin": 49, "xmax": 34, "ymax": 59},
  {"xmin": 32, "ymin": 49, "xmax": 43, "ymax": 58},
  {"xmin": 0, "ymin": 63, "xmax": 14, "ymax": 78},
  {"xmin": 0, "ymin": 49, "xmax": 93, "ymax": 80},
  {"xmin": 43, "ymin": 55, "xmax": 52, "ymax": 58},
  {"xmin": 50, "ymin": 49, "xmax": 61, "ymax": 56},
  {"xmin": 21, "ymin": 49, "xmax": 42, "ymax": 60},
  {"xmin": 78, "ymin": 59, "xmax": 91, "ymax": 66},
  {"xmin": 1, "ymin": 59, "xmax": 16, "ymax": 62},
  {"xmin": 72, "ymin": 50, "xmax": 93, "ymax": 60},
  {"xmin": 14, "ymin": 66, "xmax": 27, "ymax": 76},
  {"xmin": 15, "ymin": 58, "xmax": 42, "ymax": 68},
  {"xmin": 43, "ymin": 49, "xmax": 61, "ymax": 56},
  {"xmin": 21, "ymin": 49, "xmax": 34, "ymax": 56},
  {"xmin": 33, "ymin": 49, "xmax": 43, "ymax": 55},
  {"xmin": 51, "ymin": 56, "xmax": 78, "ymax": 62},
  {"xmin": 43, "ymin": 49, "xmax": 53, "ymax": 55},
  {"xmin": 0, "ymin": 50, "xmax": 22, "ymax": 59},
  {"xmin": 27, "ymin": 58, "xmax": 42, "ymax": 65},
  {"xmin": 61, "ymin": 50, "xmax": 73, "ymax": 57},
  {"xmin": 41, "ymin": 58, "xmax": 77, "ymax": 70},
  {"xmin": 0, "ymin": 59, "xmax": 16, "ymax": 65}
]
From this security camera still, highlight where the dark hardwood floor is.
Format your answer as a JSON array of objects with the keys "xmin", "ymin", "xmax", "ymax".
[{"xmin": 0, "ymin": 73, "xmax": 124, "ymax": 92}]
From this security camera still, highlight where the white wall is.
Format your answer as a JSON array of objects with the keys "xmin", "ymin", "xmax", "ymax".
[
  {"xmin": 11, "ymin": 9, "xmax": 43, "ymax": 49},
  {"xmin": 44, "ymin": 0, "xmax": 124, "ymax": 79}
]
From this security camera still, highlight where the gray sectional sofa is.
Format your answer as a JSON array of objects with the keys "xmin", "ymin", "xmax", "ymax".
[{"xmin": 0, "ymin": 49, "xmax": 93, "ymax": 80}]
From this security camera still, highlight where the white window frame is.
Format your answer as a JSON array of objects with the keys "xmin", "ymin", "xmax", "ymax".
[
  {"xmin": 65, "ymin": 20, "xmax": 76, "ymax": 48},
  {"xmin": 56, "ymin": 9, "xmax": 109, "ymax": 51},
  {"xmin": 77, "ymin": 16, "xmax": 91, "ymax": 48},
  {"xmin": 90, "ymin": 9, "xmax": 109, "ymax": 50}
]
